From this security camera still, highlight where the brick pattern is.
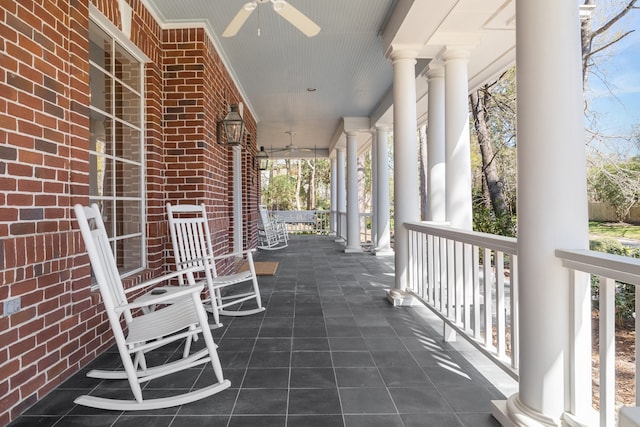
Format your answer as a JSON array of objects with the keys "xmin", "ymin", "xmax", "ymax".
[{"xmin": 0, "ymin": 0, "xmax": 259, "ymax": 424}]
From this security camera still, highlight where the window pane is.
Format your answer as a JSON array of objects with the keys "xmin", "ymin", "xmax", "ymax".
[
  {"xmin": 89, "ymin": 24, "xmax": 112, "ymax": 72},
  {"xmin": 114, "ymin": 43, "xmax": 140, "ymax": 93},
  {"xmin": 90, "ymin": 155, "xmax": 113, "ymax": 198},
  {"xmin": 91, "ymin": 199, "xmax": 114, "ymax": 239},
  {"xmin": 117, "ymin": 236, "xmax": 142, "ymax": 273},
  {"xmin": 115, "ymin": 122, "xmax": 141, "ymax": 162},
  {"xmin": 116, "ymin": 200, "xmax": 142, "ymax": 236},
  {"xmin": 114, "ymin": 80, "xmax": 140, "ymax": 127},
  {"xmin": 89, "ymin": 65, "xmax": 111, "ymax": 115},
  {"xmin": 90, "ymin": 109, "xmax": 112, "ymax": 155},
  {"xmin": 115, "ymin": 161, "xmax": 141, "ymax": 198}
]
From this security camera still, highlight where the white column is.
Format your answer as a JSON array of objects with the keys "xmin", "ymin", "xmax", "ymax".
[
  {"xmin": 345, "ymin": 132, "xmax": 362, "ymax": 253},
  {"xmin": 390, "ymin": 50, "xmax": 419, "ymax": 293},
  {"xmin": 371, "ymin": 132, "xmax": 378, "ymax": 248},
  {"xmin": 426, "ymin": 61, "xmax": 446, "ymax": 223},
  {"xmin": 329, "ymin": 156, "xmax": 337, "ymax": 236},
  {"xmin": 443, "ymin": 48, "xmax": 472, "ymax": 230},
  {"xmin": 335, "ymin": 147, "xmax": 346, "ymax": 243},
  {"xmin": 375, "ymin": 125, "xmax": 392, "ymax": 255},
  {"xmin": 233, "ymin": 145, "xmax": 243, "ymax": 253},
  {"xmin": 492, "ymin": 1, "xmax": 589, "ymax": 426}
]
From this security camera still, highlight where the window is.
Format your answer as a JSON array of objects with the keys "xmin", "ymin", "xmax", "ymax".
[{"xmin": 88, "ymin": 18, "xmax": 145, "ymax": 275}]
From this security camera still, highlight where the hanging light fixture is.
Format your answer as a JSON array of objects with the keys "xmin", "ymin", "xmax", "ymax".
[
  {"xmin": 217, "ymin": 103, "xmax": 245, "ymax": 146},
  {"xmin": 256, "ymin": 146, "xmax": 269, "ymax": 170}
]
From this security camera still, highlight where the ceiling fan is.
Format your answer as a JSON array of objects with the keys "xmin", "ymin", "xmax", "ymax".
[
  {"xmin": 222, "ymin": 0, "xmax": 320, "ymax": 38},
  {"xmin": 268, "ymin": 131, "xmax": 317, "ymax": 156}
]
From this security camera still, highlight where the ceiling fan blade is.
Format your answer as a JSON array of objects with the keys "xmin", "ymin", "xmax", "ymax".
[
  {"xmin": 222, "ymin": 2, "xmax": 257, "ymax": 37},
  {"xmin": 272, "ymin": 1, "xmax": 320, "ymax": 37}
]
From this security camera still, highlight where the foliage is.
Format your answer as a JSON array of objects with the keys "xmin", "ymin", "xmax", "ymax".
[
  {"xmin": 588, "ymin": 155, "xmax": 640, "ymax": 222},
  {"xmin": 472, "ymin": 205, "xmax": 517, "ymax": 237},
  {"xmin": 589, "ymin": 238, "xmax": 640, "ymax": 325},
  {"xmin": 261, "ymin": 158, "xmax": 332, "ymax": 210},
  {"xmin": 469, "ymin": 67, "xmax": 518, "ymax": 230}
]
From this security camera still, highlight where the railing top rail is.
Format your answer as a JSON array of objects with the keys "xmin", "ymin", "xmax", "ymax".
[
  {"xmin": 404, "ymin": 221, "xmax": 518, "ymax": 255},
  {"xmin": 556, "ymin": 248, "xmax": 640, "ymax": 285}
]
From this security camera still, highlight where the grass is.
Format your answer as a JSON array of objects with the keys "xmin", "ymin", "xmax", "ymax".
[{"xmin": 589, "ymin": 221, "xmax": 640, "ymax": 240}]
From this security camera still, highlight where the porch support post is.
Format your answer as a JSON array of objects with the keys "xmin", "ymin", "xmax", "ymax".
[
  {"xmin": 233, "ymin": 145, "xmax": 243, "ymax": 253},
  {"xmin": 389, "ymin": 49, "xmax": 419, "ymax": 299},
  {"xmin": 371, "ymin": 131, "xmax": 378, "ymax": 248},
  {"xmin": 329, "ymin": 156, "xmax": 337, "ymax": 236},
  {"xmin": 491, "ymin": 1, "xmax": 589, "ymax": 426},
  {"xmin": 443, "ymin": 49, "xmax": 472, "ymax": 230},
  {"xmin": 375, "ymin": 125, "xmax": 393, "ymax": 255},
  {"xmin": 425, "ymin": 61, "xmax": 446, "ymax": 223},
  {"xmin": 335, "ymin": 147, "xmax": 346, "ymax": 243},
  {"xmin": 345, "ymin": 131, "xmax": 362, "ymax": 253}
]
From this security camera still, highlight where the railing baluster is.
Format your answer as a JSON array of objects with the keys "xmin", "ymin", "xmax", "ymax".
[
  {"xmin": 496, "ymin": 250, "xmax": 506, "ymax": 359},
  {"xmin": 447, "ymin": 239, "xmax": 455, "ymax": 321},
  {"xmin": 600, "ymin": 276, "xmax": 616, "ymax": 427},
  {"xmin": 473, "ymin": 246, "xmax": 481, "ymax": 341},
  {"xmin": 455, "ymin": 241, "xmax": 463, "ymax": 326},
  {"xmin": 483, "ymin": 247, "xmax": 492, "ymax": 348},
  {"xmin": 463, "ymin": 243, "xmax": 472, "ymax": 333},
  {"xmin": 510, "ymin": 254, "xmax": 519, "ymax": 371},
  {"xmin": 427, "ymin": 234, "xmax": 435, "ymax": 305}
]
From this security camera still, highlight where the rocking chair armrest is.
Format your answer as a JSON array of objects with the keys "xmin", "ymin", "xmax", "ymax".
[
  {"xmin": 124, "ymin": 265, "xmax": 204, "ymax": 295},
  {"xmin": 116, "ymin": 283, "xmax": 204, "ymax": 313},
  {"xmin": 211, "ymin": 248, "xmax": 256, "ymax": 261}
]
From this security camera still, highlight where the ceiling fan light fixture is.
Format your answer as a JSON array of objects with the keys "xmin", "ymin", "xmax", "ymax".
[
  {"xmin": 243, "ymin": 2, "xmax": 257, "ymax": 11},
  {"xmin": 271, "ymin": 0, "xmax": 286, "ymax": 12}
]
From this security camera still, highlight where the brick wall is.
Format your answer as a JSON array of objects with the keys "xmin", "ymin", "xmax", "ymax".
[{"xmin": 0, "ymin": 0, "xmax": 259, "ymax": 424}]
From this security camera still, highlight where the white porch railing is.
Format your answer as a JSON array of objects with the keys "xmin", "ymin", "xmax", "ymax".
[
  {"xmin": 271, "ymin": 210, "xmax": 372, "ymax": 246},
  {"xmin": 405, "ymin": 220, "xmax": 640, "ymax": 427},
  {"xmin": 405, "ymin": 221, "xmax": 519, "ymax": 378},
  {"xmin": 557, "ymin": 249, "xmax": 640, "ymax": 427}
]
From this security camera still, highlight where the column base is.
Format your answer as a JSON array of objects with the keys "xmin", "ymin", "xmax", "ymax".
[
  {"xmin": 385, "ymin": 289, "xmax": 418, "ymax": 306},
  {"xmin": 491, "ymin": 394, "xmax": 561, "ymax": 427},
  {"xmin": 328, "ymin": 232, "xmax": 336, "ymax": 237},
  {"xmin": 373, "ymin": 246, "xmax": 394, "ymax": 256},
  {"xmin": 334, "ymin": 237, "xmax": 345, "ymax": 243},
  {"xmin": 619, "ymin": 407, "xmax": 640, "ymax": 427},
  {"xmin": 344, "ymin": 246, "xmax": 363, "ymax": 253}
]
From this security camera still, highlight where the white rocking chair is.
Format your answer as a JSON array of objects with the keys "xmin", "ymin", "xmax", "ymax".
[
  {"xmin": 257, "ymin": 204, "xmax": 288, "ymax": 250},
  {"xmin": 73, "ymin": 203, "xmax": 230, "ymax": 411},
  {"xmin": 167, "ymin": 203, "xmax": 265, "ymax": 328}
]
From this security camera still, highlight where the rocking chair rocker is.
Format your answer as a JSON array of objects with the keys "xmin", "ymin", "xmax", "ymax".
[
  {"xmin": 73, "ymin": 203, "xmax": 230, "ymax": 411},
  {"xmin": 167, "ymin": 203, "xmax": 265, "ymax": 328}
]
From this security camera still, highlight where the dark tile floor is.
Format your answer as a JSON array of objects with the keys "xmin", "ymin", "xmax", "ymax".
[{"xmin": 8, "ymin": 235, "xmax": 516, "ymax": 427}]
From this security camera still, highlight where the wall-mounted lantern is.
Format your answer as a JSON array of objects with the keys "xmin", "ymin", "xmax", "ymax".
[{"xmin": 217, "ymin": 103, "xmax": 245, "ymax": 146}]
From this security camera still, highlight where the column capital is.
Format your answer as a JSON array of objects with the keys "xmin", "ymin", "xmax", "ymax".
[
  {"xmin": 440, "ymin": 47, "xmax": 470, "ymax": 63},
  {"xmin": 425, "ymin": 60, "xmax": 444, "ymax": 79},
  {"xmin": 374, "ymin": 124, "xmax": 392, "ymax": 133},
  {"xmin": 387, "ymin": 44, "xmax": 420, "ymax": 63}
]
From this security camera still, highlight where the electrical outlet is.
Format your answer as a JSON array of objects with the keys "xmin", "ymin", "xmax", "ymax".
[{"xmin": 4, "ymin": 297, "xmax": 21, "ymax": 315}]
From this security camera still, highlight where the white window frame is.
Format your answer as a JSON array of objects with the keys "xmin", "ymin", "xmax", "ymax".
[{"xmin": 88, "ymin": 5, "xmax": 150, "ymax": 280}]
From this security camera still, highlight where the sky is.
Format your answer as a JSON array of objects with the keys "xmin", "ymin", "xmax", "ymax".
[{"xmin": 585, "ymin": 1, "xmax": 640, "ymax": 154}]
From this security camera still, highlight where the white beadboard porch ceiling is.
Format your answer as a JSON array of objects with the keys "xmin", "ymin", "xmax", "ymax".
[{"xmin": 142, "ymin": 0, "xmax": 516, "ymax": 157}]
